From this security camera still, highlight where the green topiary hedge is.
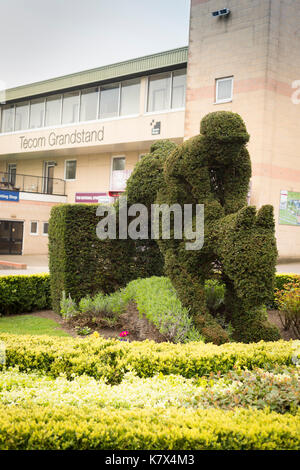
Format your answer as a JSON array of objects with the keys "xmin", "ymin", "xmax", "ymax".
[
  {"xmin": 48, "ymin": 203, "xmax": 164, "ymax": 313},
  {"xmin": 0, "ymin": 274, "xmax": 50, "ymax": 316},
  {"xmin": 155, "ymin": 112, "xmax": 279, "ymax": 344}
]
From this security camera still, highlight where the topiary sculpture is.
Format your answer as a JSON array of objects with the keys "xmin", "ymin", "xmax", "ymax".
[{"xmin": 154, "ymin": 111, "xmax": 280, "ymax": 343}]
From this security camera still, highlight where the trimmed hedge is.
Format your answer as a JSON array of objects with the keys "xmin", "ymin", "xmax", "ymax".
[
  {"xmin": 48, "ymin": 204, "xmax": 163, "ymax": 313},
  {"xmin": 0, "ymin": 333, "xmax": 298, "ymax": 383},
  {"xmin": 0, "ymin": 274, "xmax": 50, "ymax": 316},
  {"xmin": 0, "ymin": 405, "xmax": 298, "ymax": 450},
  {"xmin": 156, "ymin": 112, "xmax": 279, "ymax": 344},
  {"xmin": 0, "ymin": 272, "xmax": 297, "ymax": 317}
]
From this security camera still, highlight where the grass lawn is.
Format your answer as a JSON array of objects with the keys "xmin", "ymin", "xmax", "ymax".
[{"xmin": 0, "ymin": 315, "xmax": 70, "ymax": 337}]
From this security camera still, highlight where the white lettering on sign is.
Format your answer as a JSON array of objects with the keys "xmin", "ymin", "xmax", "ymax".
[{"xmin": 19, "ymin": 127, "xmax": 104, "ymax": 150}]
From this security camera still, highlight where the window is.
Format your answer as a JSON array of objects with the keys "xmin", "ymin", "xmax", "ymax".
[
  {"xmin": 120, "ymin": 79, "xmax": 140, "ymax": 116},
  {"xmin": 112, "ymin": 157, "xmax": 125, "ymax": 171},
  {"xmin": 30, "ymin": 221, "xmax": 38, "ymax": 235},
  {"xmin": 171, "ymin": 69, "xmax": 186, "ymax": 109},
  {"xmin": 45, "ymin": 95, "xmax": 62, "ymax": 126},
  {"xmin": 147, "ymin": 72, "xmax": 171, "ymax": 112},
  {"xmin": 65, "ymin": 160, "xmax": 77, "ymax": 180},
  {"xmin": 29, "ymin": 98, "xmax": 45, "ymax": 129},
  {"xmin": 111, "ymin": 157, "xmax": 126, "ymax": 191},
  {"xmin": 43, "ymin": 222, "xmax": 49, "ymax": 235},
  {"xmin": 215, "ymin": 77, "xmax": 233, "ymax": 104},
  {"xmin": 1, "ymin": 104, "xmax": 15, "ymax": 132},
  {"xmin": 7, "ymin": 163, "xmax": 17, "ymax": 186},
  {"xmin": 15, "ymin": 102, "xmax": 29, "ymax": 131},
  {"xmin": 147, "ymin": 69, "xmax": 187, "ymax": 112},
  {"xmin": 99, "ymin": 83, "xmax": 119, "ymax": 119},
  {"xmin": 80, "ymin": 87, "xmax": 99, "ymax": 122},
  {"xmin": 62, "ymin": 91, "xmax": 79, "ymax": 124}
]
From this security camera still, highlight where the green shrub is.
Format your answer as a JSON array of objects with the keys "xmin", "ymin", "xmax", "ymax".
[
  {"xmin": 0, "ymin": 274, "xmax": 50, "ymax": 316},
  {"xmin": 0, "ymin": 332, "xmax": 298, "ymax": 383},
  {"xmin": 49, "ymin": 202, "xmax": 164, "ymax": 313},
  {"xmin": 271, "ymin": 274, "xmax": 300, "ymax": 308},
  {"xmin": 155, "ymin": 112, "xmax": 279, "ymax": 344},
  {"xmin": 275, "ymin": 279, "xmax": 300, "ymax": 338},
  {"xmin": 0, "ymin": 405, "xmax": 298, "ymax": 450}
]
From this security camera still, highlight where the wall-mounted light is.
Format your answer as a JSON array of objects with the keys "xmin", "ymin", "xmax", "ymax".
[{"xmin": 212, "ymin": 8, "xmax": 230, "ymax": 17}]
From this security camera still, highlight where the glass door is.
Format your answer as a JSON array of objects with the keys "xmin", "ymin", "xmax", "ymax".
[
  {"xmin": 0, "ymin": 221, "xmax": 23, "ymax": 255},
  {"xmin": 43, "ymin": 161, "xmax": 55, "ymax": 194}
]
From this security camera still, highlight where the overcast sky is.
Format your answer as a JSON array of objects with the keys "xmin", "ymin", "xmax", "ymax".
[{"xmin": 0, "ymin": 0, "xmax": 190, "ymax": 90}]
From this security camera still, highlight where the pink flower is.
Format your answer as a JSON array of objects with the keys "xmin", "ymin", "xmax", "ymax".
[{"xmin": 119, "ymin": 330, "xmax": 129, "ymax": 338}]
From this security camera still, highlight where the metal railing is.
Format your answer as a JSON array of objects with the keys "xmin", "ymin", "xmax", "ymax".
[{"xmin": 0, "ymin": 171, "xmax": 66, "ymax": 196}]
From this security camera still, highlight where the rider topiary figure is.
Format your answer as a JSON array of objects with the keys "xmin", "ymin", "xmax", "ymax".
[{"xmin": 155, "ymin": 111, "xmax": 280, "ymax": 343}]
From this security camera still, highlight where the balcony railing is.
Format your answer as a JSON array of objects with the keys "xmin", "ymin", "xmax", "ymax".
[{"xmin": 0, "ymin": 171, "xmax": 66, "ymax": 196}]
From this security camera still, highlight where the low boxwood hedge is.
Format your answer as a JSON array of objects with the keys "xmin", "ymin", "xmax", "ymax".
[
  {"xmin": 0, "ymin": 333, "xmax": 298, "ymax": 383},
  {"xmin": 0, "ymin": 405, "xmax": 298, "ymax": 450},
  {"xmin": 0, "ymin": 274, "xmax": 51, "ymax": 316}
]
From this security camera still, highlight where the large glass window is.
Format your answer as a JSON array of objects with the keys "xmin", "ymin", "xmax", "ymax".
[
  {"xmin": 45, "ymin": 95, "xmax": 62, "ymax": 126},
  {"xmin": 1, "ymin": 104, "xmax": 15, "ymax": 132},
  {"xmin": 171, "ymin": 69, "xmax": 186, "ymax": 109},
  {"xmin": 99, "ymin": 83, "xmax": 119, "ymax": 119},
  {"xmin": 62, "ymin": 91, "xmax": 79, "ymax": 124},
  {"xmin": 15, "ymin": 102, "xmax": 29, "ymax": 131},
  {"xmin": 120, "ymin": 79, "xmax": 140, "ymax": 116},
  {"xmin": 29, "ymin": 98, "xmax": 45, "ymax": 129},
  {"xmin": 147, "ymin": 72, "xmax": 171, "ymax": 112},
  {"xmin": 80, "ymin": 87, "xmax": 99, "ymax": 122}
]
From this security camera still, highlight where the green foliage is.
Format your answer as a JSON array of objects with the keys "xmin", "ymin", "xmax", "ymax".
[
  {"xmin": 122, "ymin": 277, "xmax": 204, "ymax": 343},
  {"xmin": 155, "ymin": 112, "xmax": 279, "ymax": 344},
  {"xmin": 49, "ymin": 204, "xmax": 163, "ymax": 313},
  {"xmin": 62, "ymin": 276, "xmax": 203, "ymax": 343},
  {"xmin": 0, "ymin": 274, "xmax": 50, "ymax": 316},
  {"xmin": 0, "ymin": 404, "xmax": 298, "ymax": 450},
  {"xmin": 275, "ymin": 278, "xmax": 300, "ymax": 338},
  {"xmin": 204, "ymin": 279, "xmax": 225, "ymax": 313},
  {"xmin": 0, "ymin": 332, "xmax": 297, "ymax": 383}
]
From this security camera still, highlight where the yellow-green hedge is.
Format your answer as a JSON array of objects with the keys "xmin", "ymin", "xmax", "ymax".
[
  {"xmin": 0, "ymin": 405, "xmax": 298, "ymax": 450},
  {"xmin": 0, "ymin": 333, "xmax": 298, "ymax": 383}
]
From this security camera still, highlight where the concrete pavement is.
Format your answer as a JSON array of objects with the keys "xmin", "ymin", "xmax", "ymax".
[{"xmin": 0, "ymin": 254, "xmax": 300, "ymax": 276}]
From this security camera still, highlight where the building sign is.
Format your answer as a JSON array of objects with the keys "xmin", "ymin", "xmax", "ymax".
[
  {"xmin": 19, "ymin": 127, "xmax": 104, "ymax": 151},
  {"xmin": 279, "ymin": 190, "xmax": 300, "ymax": 225},
  {"xmin": 0, "ymin": 190, "xmax": 19, "ymax": 202},
  {"xmin": 75, "ymin": 192, "xmax": 110, "ymax": 204},
  {"xmin": 151, "ymin": 120, "xmax": 161, "ymax": 135}
]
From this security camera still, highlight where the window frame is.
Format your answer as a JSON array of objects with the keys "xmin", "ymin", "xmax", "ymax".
[
  {"xmin": 145, "ymin": 69, "xmax": 187, "ymax": 114},
  {"xmin": 42, "ymin": 222, "xmax": 49, "ymax": 236},
  {"xmin": 215, "ymin": 76, "xmax": 234, "ymax": 104},
  {"xmin": 30, "ymin": 221, "xmax": 39, "ymax": 236},
  {"xmin": 64, "ymin": 159, "xmax": 77, "ymax": 181}
]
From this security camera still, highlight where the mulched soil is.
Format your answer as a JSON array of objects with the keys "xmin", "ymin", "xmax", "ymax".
[{"xmin": 19, "ymin": 308, "xmax": 299, "ymax": 342}]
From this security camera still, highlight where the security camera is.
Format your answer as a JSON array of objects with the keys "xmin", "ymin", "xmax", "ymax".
[{"xmin": 212, "ymin": 8, "xmax": 230, "ymax": 17}]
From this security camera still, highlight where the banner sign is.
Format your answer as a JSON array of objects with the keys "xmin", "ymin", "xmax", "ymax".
[
  {"xmin": 279, "ymin": 190, "xmax": 300, "ymax": 225},
  {"xmin": 75, "ymin": 192, "xmax": 110, "ymax": 204},
  {"xmin": 0, "ymin": 190, "xmax": 19, "ymax": 202}
]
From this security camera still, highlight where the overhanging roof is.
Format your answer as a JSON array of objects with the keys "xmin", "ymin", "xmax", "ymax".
[{"xmin": 5, "ymin": 47, "xmax": 188, "ymax": 102}]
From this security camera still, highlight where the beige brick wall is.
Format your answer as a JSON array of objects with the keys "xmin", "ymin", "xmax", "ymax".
[{"xmin": 186, "ymin": 0, "xmax": 300, "ymax": 259}]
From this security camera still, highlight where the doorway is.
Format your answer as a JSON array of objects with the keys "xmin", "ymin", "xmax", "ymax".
[
  {"xmin": 43, "ymin": 161, "xmax": 55, "ymax": 194},
  {"xmin": 0, "ymin": 220, "xmax": 23, "ymax": 255}
]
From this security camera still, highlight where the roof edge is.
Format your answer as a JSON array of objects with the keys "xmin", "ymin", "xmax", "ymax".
[{"xmin": 5, "ymin": 46, "xmax": 188, "ymax": 102}]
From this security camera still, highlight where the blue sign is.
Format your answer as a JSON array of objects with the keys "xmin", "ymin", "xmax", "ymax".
[{"xmin": 0, "ymin": 190, "xmax": 19, "ymax": 202}]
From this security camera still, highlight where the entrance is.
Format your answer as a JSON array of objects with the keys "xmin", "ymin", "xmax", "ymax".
[
  {"xmin": 0, "ymin": 220, "xmax": 23, "ymax": 255},
  {"xmin": 43, "ymin": 161, "xmax": 55, "ymax": 194}
]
